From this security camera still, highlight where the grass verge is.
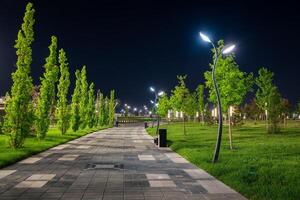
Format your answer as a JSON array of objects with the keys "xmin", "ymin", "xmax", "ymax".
[
  {"xmin": 0, "ymin": 126, "xmax": 110, "ymax": 168},
  {"xmin": 147, "ymin": 121, "xmax": 300, "ymax": 200}
]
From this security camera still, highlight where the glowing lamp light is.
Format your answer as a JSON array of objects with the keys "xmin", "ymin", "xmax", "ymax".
[
  {"xmin": 150, "ymin": 87, "xmax": 155, "ymax": 92},
  {"xmin": 158, "ymin": 91, "xmax": 164, "ymax": 96},
  {"xmin": 199, "ymin": 32, "xmax": 212, "ymax": 43},
  {"xmin": 222, "ymin": 44, "xmax": 235, "ymax": 54}
]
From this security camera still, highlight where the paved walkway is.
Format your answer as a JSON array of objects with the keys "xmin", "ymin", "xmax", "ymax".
[{"xmin": 0, "ymin": 125, "xmax": 247, "ymax": 200}]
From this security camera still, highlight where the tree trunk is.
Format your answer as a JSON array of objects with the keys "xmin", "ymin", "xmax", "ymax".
[
  {"xmin": 201, "ymin": 112, "xmax": 204, "ymax": 125},
  {"xmin": 228, "ymin": 108, "xmax": 233, "ymax": 150}
]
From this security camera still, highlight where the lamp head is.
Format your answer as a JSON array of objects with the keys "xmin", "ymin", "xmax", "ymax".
[
  {"xmin": 199, "ymin": 32, "xmax": 212, "ymax": 43},
  {"xmin": 158, "ymin": 91, "xmax": 164, "ymax": 96},
  {"xmin": 150, "ymin": 87, "xmax": 155, "ymax": 92},
  {"xmin": 222, "ymin": 44, "xmax": 235, "ymax": 54}
]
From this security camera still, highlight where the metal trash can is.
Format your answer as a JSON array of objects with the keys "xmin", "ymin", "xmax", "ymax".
[
  {"xmin": 144, "ymin": 122, "xmax": 148, "ymax": 128},
  {"xmin": 154, "ymin": 137, "xmax": 158, "ymax": 145},
  {"xmin": 158, "ymin": 129, "xmax": 167, "ymax": 147}
]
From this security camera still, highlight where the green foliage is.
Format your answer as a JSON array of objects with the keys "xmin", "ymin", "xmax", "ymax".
[
  {"xmin": 157, "ymin": 94, "xmax": 171, "ymax": 118},
  {"xmin": 99, "ymin": 93, "xmax": 106, "ymax": 126},
  {"xmin": 108, "ymin": 90, "xmax": 115, "ymax": 126},
  {"xmin": 2, "ymin": 3, "xmax": 35, "ymax": 148},
  {"xmin": 96, "ymin": 90, "xmax": 104, "ymax": 126},
  {"xmin": 146, "ymin": 122, "xmax": 300, "ymax": 200},
  {"xmin": 255, "ymin": 68, "xmax": 283, "ymax": 133},
  {"xmin": 170, "ymin": 75, "xmax": 189, "ymax": 112},
  {"xmin": 35, "ymin": 36, "xmax": 58, "ymax": 139},
  {"xmin": 71, "ymin": 70, "xmax": 81, "ymax": 132},
  {"xmin": 268, "ymin": 88, "xmax": 283, "ymax": 133},
  {"xmin": 56, "ymin": 49, "xmax": 70, "ymax": 134},
  {"xmin": 255, "ymin": 67, "xmax": 275, "ymax": 111},
  {"xmin": 182, "ymin": 92, "xmax": 197, "ymax": 118},
  {"xmin": 196, "ymin": 84, "xmax": 205, "ymax": 121},
  {"xmin": 87, "ymin": 83, "xmax": 96, "ymax": 128},
  {"xmin": 204, "ymin": 40, "xmax": 253, "ymax": 112},
  {"xmin": 79, "ymin": 66, "xmax": 88, "ymax": 129},
  {"xmin": 103, "ymin": 96, "xmax": 110, "ymax": 125}
]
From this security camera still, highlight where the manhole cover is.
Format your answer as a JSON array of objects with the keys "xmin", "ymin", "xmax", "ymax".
[{"xmin": 85, "ymin": 163, "xmax": 124, "ymax": 170}]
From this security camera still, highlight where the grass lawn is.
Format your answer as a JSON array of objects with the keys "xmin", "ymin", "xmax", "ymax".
[
  {"xmin": 0, "ymin": 126, "xmax": 110, "ymax": 168},
  {"xmin": 147, "ymin": 121, "xmax": 300, "ymax": 200}
]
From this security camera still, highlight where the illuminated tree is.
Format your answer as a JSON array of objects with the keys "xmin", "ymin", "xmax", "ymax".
[
  {"xmin": 87, "ymin": 83, "xmax": 96, "ymax": 128},
  {"xmin": 56, "ymin": 49, "xmax": 70, "ymax": 134},
  {"xmin": 71, "ymin": 70, "xmax": 81, "ymax": 132},
  {"xmin": 204, "ymin": 40, "xmax": 253, "ymax": 149},
  {"xmin": 108, "ymin": 90, "xmax": 115, "ymax": 126},
  {"xmin": 79, "ymin": 66, "xmax": 88, "ymax": 129},
  {"xmin": 2, "ymin": 3, "xmax": 35, "ymax": 148},
  {"xmin": 35, "ymin": 36, "xmax": 58, "ymax": 139},
  {"xmin": 170, "ymin": 75, "xmax": 189, "ymax": 135}
]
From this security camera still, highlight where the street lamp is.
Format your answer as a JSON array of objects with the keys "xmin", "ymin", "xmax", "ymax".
[
  {"xmin": 199, "ymin": 32, "xmax": 235, "ymax": 163},
  {"xmin": 149, "ymin": 86, "xmax": 164, "ymax": 133}
]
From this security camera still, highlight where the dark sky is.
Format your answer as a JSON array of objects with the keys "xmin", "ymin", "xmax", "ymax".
[{"xmin": 1, "ymin": 0, "xmax": 300, "ymax": 109}]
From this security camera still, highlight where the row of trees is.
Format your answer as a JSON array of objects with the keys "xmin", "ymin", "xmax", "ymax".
[
  {"xmin": 157, "ymin": 40, "xmax": 291, "ymax": 148},
  {"xmin": 1, "ymin": 3, "xmax": 116, "ymax": 148}
]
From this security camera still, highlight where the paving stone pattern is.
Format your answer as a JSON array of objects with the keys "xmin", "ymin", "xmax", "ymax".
[{"xmin": 0, "ymin": 125, "xmax": 247, "ymax": 200}]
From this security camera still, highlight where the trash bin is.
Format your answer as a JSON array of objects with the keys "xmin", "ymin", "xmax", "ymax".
[
  {"xmin": 154, "ymin": 137, "xmax": 158, "ymax": 145},
  {"xmin": 144, "ymin": 122, "xmax": 148, "ymax": 128},
  {"xmin": 115, "ymin": 121, "xmax": 119, "ymax": 127},
  {"xmin": 158, "ymin": 129, "xmax": 167, "ymax": 147}
]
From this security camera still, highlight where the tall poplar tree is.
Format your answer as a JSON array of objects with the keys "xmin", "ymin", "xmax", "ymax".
[
  {"xmin": 87, "ymin": 83, "xmax": 96, "ymax": 128},
  {"xmin": 2, "ymin": 3, "xmax": 35, "ymax": 148},
  {"xmin": 95, "ymin": 90, "xmax": 101, "ymax": 126},
  {"xmin": 56, "ymin": 49, "xmax": 70, "ymax": 134},
  {"xmin": 98, "ymin": 92, "xmax": 105, "ymax": 126},
  {"xmin": 79, "ymin": 66, "xmax": 88, "ymax": 129},
  {"xmin": 108, "ymin": 90, "xmax": 115, "ymax": 126},
  {"xmin": 35, "ymin": 36, "xmax": 58, "ymax": 139},
  {"xmin": 71, "ymin": 70, "xmax": 81, "ymax": 132}
]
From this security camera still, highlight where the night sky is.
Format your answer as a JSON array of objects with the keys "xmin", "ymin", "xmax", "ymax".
[{"xmin": 1, "ymin": 0, "xmax": 300, "ymax": 108}]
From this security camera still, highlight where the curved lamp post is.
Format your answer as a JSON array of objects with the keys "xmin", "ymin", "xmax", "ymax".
[{"xmin": 199, "ymin": 32, "xmax": 235, "ymax": 163}]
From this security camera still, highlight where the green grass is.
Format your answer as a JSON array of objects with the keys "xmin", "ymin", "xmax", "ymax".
[
  {"xmin": 0, "ymin": 126, "xmax": 110, "ymax": 168},
  {"xmin": 147, "ymin": 121, "xmax": 300, "ymax": 200}
]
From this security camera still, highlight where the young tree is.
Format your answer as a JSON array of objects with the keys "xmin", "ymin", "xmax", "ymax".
[
  {"xmin": 204, "ymin": 40, "xmax": 253, "ymax": 149},
  {"xmin": 35, "ymin": 36, "xmax": 58, "ymax": 139},
  {"xmin": 2, "ymin": 3, "xmax": 35, "ymax": 148},
  {"xmin": 87, "ymin": 83, "xmax": 96, "ymax": 128},
  {"xmin": 196, "ymin": 84, "xmax": 205, "ymax": 123},
  {"xmin": 157, "ymin": 94, "xmax": 171, "ymax": 118},
  {"xmin": 255, "ymin": 67, "xmax": 280, "ymax": 132},
  {"xmin": 108, "ymin": 90, "xmax": 115, "ymax": 127},
  {"xmin": 170, "ymin": 75, "xmax": 189, "ymax": 135},
  {"xmin": 79, "ymin": 66, "xmax": 88, "ymax": 129},
  {"xmin": 182, "ymin": 92, "xmax": 197, "ymax": 121},
  {"xmin": 71, "ymin": 70, "xmax": 81, "ymax": 132},
  {"xmin": 268, "ymin": 87, "xmax": 282, "ymax": 133},
  {"xmin": 56, "ymin": 49, "xmax": 70, "ymax": 134}
]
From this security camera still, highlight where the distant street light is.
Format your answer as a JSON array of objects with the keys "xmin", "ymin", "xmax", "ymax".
[
  {"xmin": 149, "ymin": 86, "xmax": 164, "ymax": 134},
  {"xmin": 199, "ymin": 31, "xmax": 236, "ymax": 163}
]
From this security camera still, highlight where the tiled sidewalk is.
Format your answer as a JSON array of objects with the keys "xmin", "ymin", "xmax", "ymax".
[{"xmin": 0, "ymin": 125, "xmax": 247, "ymax": 200}]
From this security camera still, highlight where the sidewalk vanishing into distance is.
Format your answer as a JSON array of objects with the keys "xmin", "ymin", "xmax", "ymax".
[{"xmin": 0, "ymin": 124, "xmax": 247, "ymax": 200}]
